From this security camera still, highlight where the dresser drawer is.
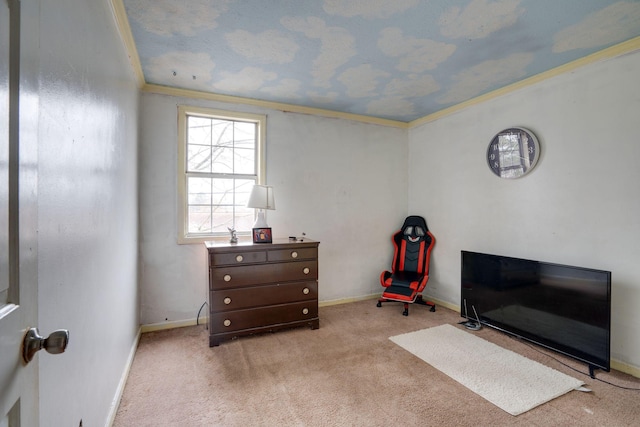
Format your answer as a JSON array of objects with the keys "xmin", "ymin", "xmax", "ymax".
[
  {"xmin": 211, "ymin": 301, "xmax": 319, "ymax": 334},
  {"xmin": 267, "ymin": 247, "xmax": 317, "ymax": 262},
  {"xmin": 211, "ymin": 281, "xmax": 317, "ymax": 312},
  {"xmin": 210, "ymin": 261, "xmax": 318, "ymax": 290},
  {"xmin": 209, "ymin": 250, "xmax": 266, "ymax": 266}
]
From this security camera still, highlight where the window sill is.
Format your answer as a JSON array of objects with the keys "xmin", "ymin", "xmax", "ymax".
[{"xmin": 177, "ymin": 234, "xmax": 253, "ymax": 245}]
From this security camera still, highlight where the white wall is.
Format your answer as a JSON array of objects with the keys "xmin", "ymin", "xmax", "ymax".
[
  {"xmin": 138, "ymin": 49, "xmax": 640, "ymax": 373},
  {"xmin": 409, "ymin": 51, "xmax": 640, "ymax": 370},
  {"xmin": 36, "ymin": 1, "xmax": 140, "ymax": 426},
  {"xmin": 139, "ymin": 93, "xmax": 408, "ymax": 325}
]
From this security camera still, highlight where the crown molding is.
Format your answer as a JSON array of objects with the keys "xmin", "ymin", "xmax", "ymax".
[
  {"xmin": 142, "ymin": 83, "xmax": 409, "ymax": 129},
  {"xmin": 109, "ymin": 0, "xmax": 145, "ymax": 88},
  {"xmin": 409, "ymin": 36, "xmax": 640, "ymax": 129}
]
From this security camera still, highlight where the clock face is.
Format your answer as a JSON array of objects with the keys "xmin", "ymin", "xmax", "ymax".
[{"xmin": 487, "ymin": 127, "xmax": 540, "ymax": 178}]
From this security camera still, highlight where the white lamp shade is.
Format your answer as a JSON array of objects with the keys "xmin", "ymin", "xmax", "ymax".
[
  {"xmin": 247, "ymin": 185, "xmax": 275, "ymax": 210},
  {"xmin": 247, "ymin": 185, "xmax": 275, "ymax": 229}
]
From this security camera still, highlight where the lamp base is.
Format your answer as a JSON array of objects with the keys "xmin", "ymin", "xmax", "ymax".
[{"xmin": 252, "ymin": 210, "xmax": 269, "ymax": 228}]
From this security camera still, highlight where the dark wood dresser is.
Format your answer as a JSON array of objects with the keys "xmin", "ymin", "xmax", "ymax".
[{"xmin": 205, "ymin": 239, "xmax": 320, "ymax": 346}]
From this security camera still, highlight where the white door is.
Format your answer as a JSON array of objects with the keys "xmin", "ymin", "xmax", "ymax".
[{"xmin": 0, "ymin": 0, "xmax": 40, "ymax": 425}]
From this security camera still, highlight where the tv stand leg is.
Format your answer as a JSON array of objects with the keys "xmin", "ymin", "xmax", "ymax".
[{"xmin": 588, "ymin": 365, "xmax": 599, "ymax": 379}]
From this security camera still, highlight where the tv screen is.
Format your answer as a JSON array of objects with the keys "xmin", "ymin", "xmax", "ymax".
[{"xmin": 461, "ymin": 251, "xmax": 611, "ymax": 375}]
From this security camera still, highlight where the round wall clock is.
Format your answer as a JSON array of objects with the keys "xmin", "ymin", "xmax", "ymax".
[{"xmin": 486, "ymin": 127, "xmax": 540, "ymax": 178}]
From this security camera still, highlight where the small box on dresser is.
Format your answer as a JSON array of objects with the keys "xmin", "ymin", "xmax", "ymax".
[{"xmin": 205, "ymin": 239, "xmax": 320, "ymax": 346}]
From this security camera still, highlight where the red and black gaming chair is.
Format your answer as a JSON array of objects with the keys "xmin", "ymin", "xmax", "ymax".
[{"xmin": 377, "ymin": 216, "xmax": 436, "ymax": 316}]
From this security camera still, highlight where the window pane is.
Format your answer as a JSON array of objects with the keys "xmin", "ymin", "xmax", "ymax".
[
  {"xmin": 235, "ymin": 179, "xmax": 254, "ymax": 206},
  {"xmin": 211, "ymin": 205, "xmax": 234, "ymax": 233},
  {"xmin": 234, "ymin": 180, "xmax": 256, "ymax": 230},
  {"xmin": 188, "ymin": 178, "xmax": 256, "ymax": 234},
  {"xmin": 188, "ymin": 205, "xmax": 212, "ymax": 233},
  {"xmin": 188, "ymin": 177, "xmax": 211, "ymax": 205},
  {"xmin": 234, "ymin": 121, "xmax": 256, "ymax": 150},
  {"xmin": 187, "ymin": 145, "xmax": 212, "ymax": 173},
  {"xmin": 209, "ymin": 178, "xmax": 255, "ymax": 207},
  {"xmin": 211, "ymin": 146, "xmax": 233, "ymax": 174},
  {"xmin": 187, "ymin": 115, "xmax": 258, "ymax": 175},
  {"xmin": 234, "ymin": 147, "xmax": 255, "ymax": 175},
  {"xmin": 188, "ymin": 116, "xmax": 212, "ymax": 146},
  {"xmin": 211, "ymin": 119, "xmax": 233, "ymax": 148},
  {"xmin": 212, "ymin": 178, "xmax": 234, "ymax": 205},
  {"xmin": 210, "ymin": 177, "xmax": 253, "ymax": 233},
  {"xmin": 212, "ymin": 205, "xmax": 254, "ymax": 233},
  {"xmin": 235, "ymin": 210, "xmax": 255, "ymax": 231}
]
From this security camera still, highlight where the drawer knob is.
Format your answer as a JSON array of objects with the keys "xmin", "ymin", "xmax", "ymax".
[
  {"xmin": 302, "ymin": 287, "xmax": 310, "ymax": 295},
  {"xmin": 303, "ymin": 267, "xmax": 310, "ymax": 275},
  {"xmin": 223, "ymin": 274, "xmax": 232, "ymax": 282},
  {"xmin": 235, "ymin": 255, "xmax": 244, "ymax": 262},
  {"xmin": 224, "ymin": 297, "xmax": 232, "ymax": 305},
  {"xmin": 302, "ymin": 308, "xmax": 309, "ymax": 315},
  {"xmin": 223, "ymin": 319, "xmax": 231, "ymax": 327},
  {"xmin": 291, "ymin": 251, "xmax": 298, "ymax": 259}
]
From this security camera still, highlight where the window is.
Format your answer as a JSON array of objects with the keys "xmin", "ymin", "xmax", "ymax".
[{"xmin": 178, "ymin": 106, "xmax": 265, "ymax": 243}]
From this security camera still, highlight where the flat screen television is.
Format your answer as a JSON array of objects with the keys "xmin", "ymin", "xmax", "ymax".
[{"xmin": 460, "ymin": 251, "xmax": 611, "ymax": 377}]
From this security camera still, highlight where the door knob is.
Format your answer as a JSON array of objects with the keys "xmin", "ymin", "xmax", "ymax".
[{"xmin": 22, "ymin": 327, "xmax": 70, "ymax": 364}]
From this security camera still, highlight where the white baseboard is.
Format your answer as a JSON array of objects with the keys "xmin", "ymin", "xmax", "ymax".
[
  {"xmin": 105, "ymin": 328, "xmax": 141, "ymax": 427},
  {"xmin": 610, "ymin": 359, "xmax": 640, "ymax": 379},
  {"xmin": 140, "ymin": 317, "xmax": 207, "ymax": 333},
  {"xmin": 137, "ymin": 296, "xmax": 639, "ymax": 379},
  {"xmin": 137, "ymin": 294, "xmax": 453, "ymax": 331},
  {"xmin": 138, "ymin": 295, "xmax": 383, "ymax": 333},
  {"xmin": 325, "ymin": 292, "xmax": 460, "ymax": 313},
  {"xmin": 319, "ymin": 293, "xmax": 379, "ymax": 307},
  {"xmin": 424, "ymin": 295, "xmax": 460, "ymax": 312}
]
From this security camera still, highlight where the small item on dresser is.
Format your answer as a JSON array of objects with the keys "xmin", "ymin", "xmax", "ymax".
[
  {"xmin": 227, "ymin": 227, "xmax": 238, "ymax": 244},
  {"xmin": 252, "ymin": 227, "xmax": 272, "ymax": 243}
]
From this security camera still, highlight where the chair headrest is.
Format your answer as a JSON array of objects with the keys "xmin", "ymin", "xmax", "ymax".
[{"xmin": 401, "ymin": 216, "xmax": 429, "ymax": 243}]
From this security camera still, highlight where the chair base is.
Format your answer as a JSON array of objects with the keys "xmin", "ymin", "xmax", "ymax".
[{"xmin": 376, "ymin": 294, "xmax": 436, "ymax": 316}]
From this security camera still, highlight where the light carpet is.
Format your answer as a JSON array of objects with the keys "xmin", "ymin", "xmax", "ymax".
[{"xmin": 390, "ymin": 324, "xmax": 584, "ymax": 416}]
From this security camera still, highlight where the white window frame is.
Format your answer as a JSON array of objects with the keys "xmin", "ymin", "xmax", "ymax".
[{"xmin": 177, "ymin": 106, "xmax": 266, "ymax": 244}]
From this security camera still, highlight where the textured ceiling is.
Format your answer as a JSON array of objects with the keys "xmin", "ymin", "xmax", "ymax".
[{"xmin": 121, "ymin": 0, "xmax": 640, "ymax": 123}]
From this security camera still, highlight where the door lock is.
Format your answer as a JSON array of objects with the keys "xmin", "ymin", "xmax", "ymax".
[{"xmin": 22, "ymin": 327, "xmax": 69, "ymax": 364}]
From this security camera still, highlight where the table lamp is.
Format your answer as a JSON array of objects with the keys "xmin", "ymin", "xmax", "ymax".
[{"xmin": 247, "ymin": 184, "xmax": 275, "ymax": 228}]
